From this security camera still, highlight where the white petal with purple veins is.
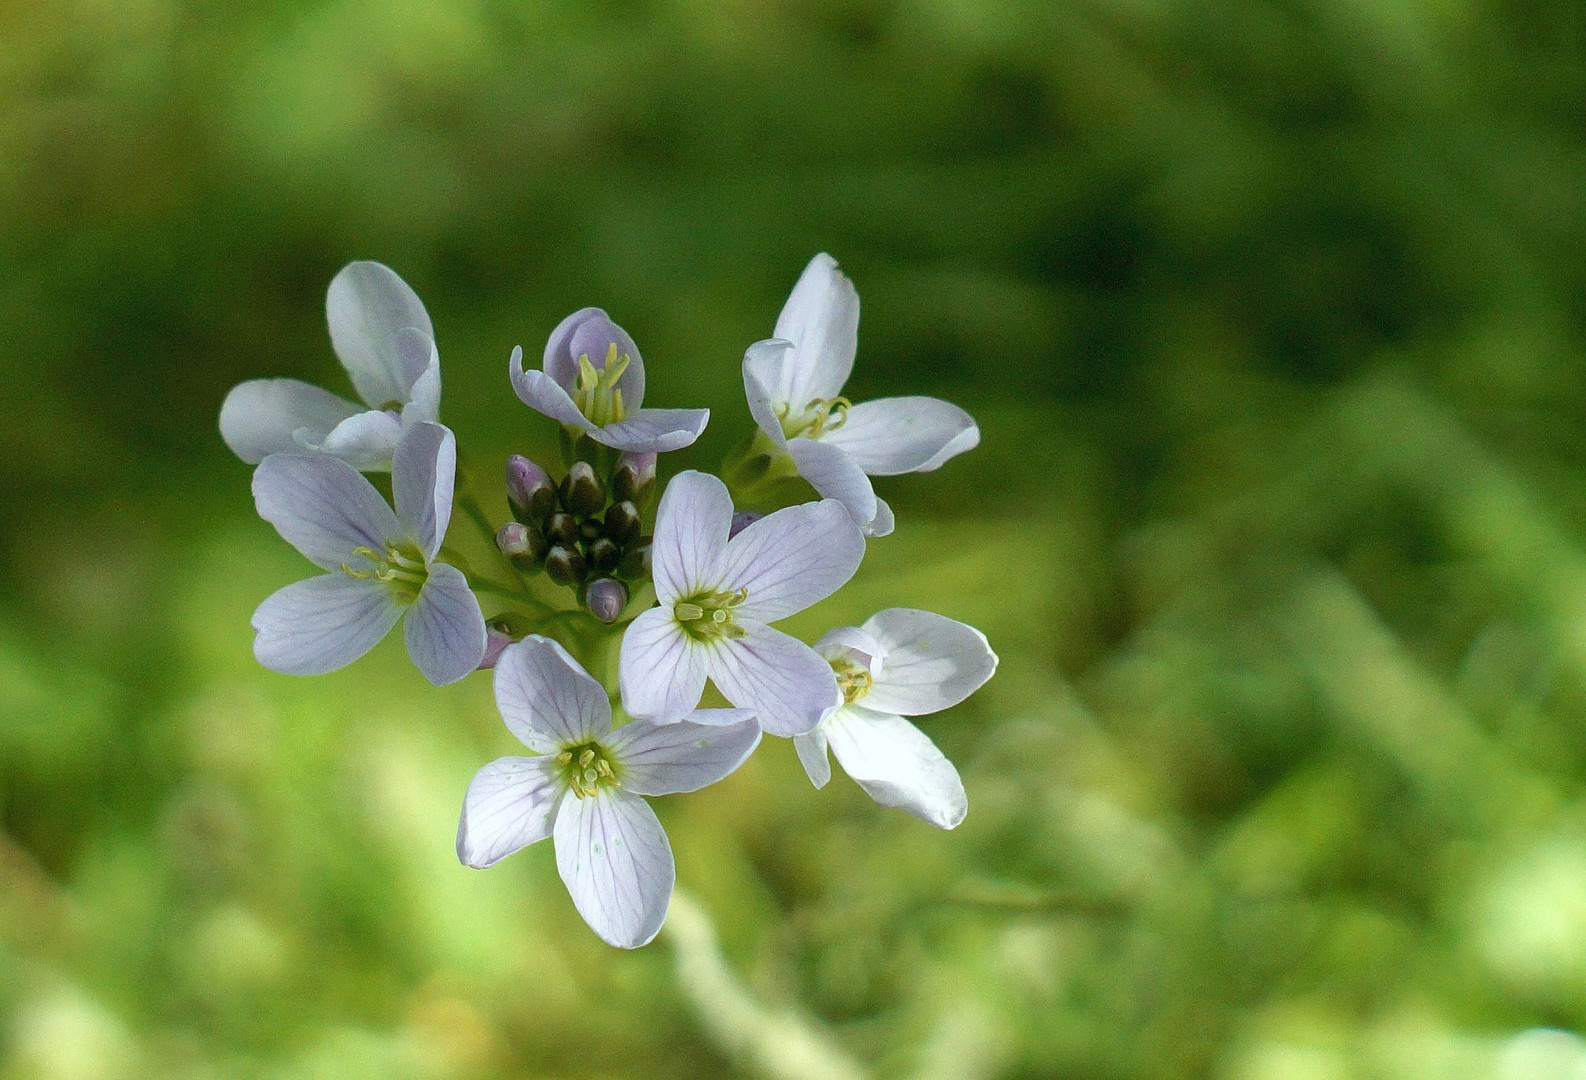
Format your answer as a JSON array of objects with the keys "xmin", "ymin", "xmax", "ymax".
[
  {"xmin": 618, "ymin": 608, "xmax": 709, "ymax": 724},
  {"xmin": 825, "ymin": 706, "xmax": 967, "ymax": 829},
  {"xmin": 772, "ymin": 253, "xmax": 859, "ymax": 406},
  {"xmin": 554, "ymin": 788, "xmax": 674, "ymax": 949},
  {"xmin": 794, "ymin": 729, "xmax": 831, "ymax": 789},
  {"xmin": 704, "ymin": 621, "xmax": 841, "ymax": 737},
  {"xmin": 392, "ymin": 422, "xmax": 455, "ymax": 561},
  {"xmin": 589, "ymin": 408, "xmax": 710, "ymax": 453},
  {"xmin": 251, "ymin": 574, "xmax": 405, "ymax": 675},
  {"xmin": 607, "ymin": 716, "xmax": 761, "ymax": 796},
  {"xmin": 721, "ymin": 497, "xmax": 865, "ymax": 623},
  {"xmin": 311, "ymin": 409, "xmax": 404, "ymax": 471},
  {"xmin": 565, "ymin": 311, "xmax": 646, "ymax": 407},
  {"xmin": 220, "ymin": 379, "xmax": 362, "ymax": 464},
  {"xmin": 456, "ymin": 755, "xmax": 563, "ymax": 868},
  {"xmin": 861, "ymin": 608, "xmax": 998, "ymax": 716},
  {"xmin": 495, "ymin": 636, "xmax": 612, "ymax": 750},
  {"xmin": 649, "ymin": 471, "xmax": 732, "ymax": 603},
  {"xmin": 326, "ymin": 261, "xmax": 434, "ymax": 409},
  {"xmin": 509, "ymin": 352, "xmax": 592, "ymax": 430},
  {"xmin": 821, "ymin": 396, "xmax": 980, "ymax": 476},
  {"xmin": 785, "ymin": 439, "xmax": 881, "ymax": 537},
  {"xmin": 743, "ymin": 341, "xmax": 796, "ymax": 438},
  {"xmin": 252, "ymin": 454, "xmax": 401, "ymax": 571},
  {"xmin": 404, "ymin": 563, "xmax": 485, "ymax": 686},
  {"xmin": 400, "ymin": 331, "xmax": 442, "ymax": 425}
]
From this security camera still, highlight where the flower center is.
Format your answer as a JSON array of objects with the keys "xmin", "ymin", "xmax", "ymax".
[
  {"xmin": 778, "ymin": 397, "xmax": 851, "ymax": 440},
  {"xmin": 673, "ymin": 587, "xmax": 749, "ymax": 641},
  {"xmin": 557, "ymin": 742, "xmax": 620, "ymax": 799},
  {"xmin": 341, "ymin": 540, "xmax": 428, "ymax": 600},
  {"xmin": 832, "ymin": 658, "xmax": 873, "ymax": 704},
  {"xmin": 573, "ymin": 342, "xmax": 631, "ymax": 428}
]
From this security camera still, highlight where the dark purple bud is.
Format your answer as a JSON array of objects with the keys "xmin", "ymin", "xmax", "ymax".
[
  {"xmin": 612, "ymin": 451, "xmax": 657, "ymax": 503},
  {"xmin": 617, "ymin": 539, "xmax": 652, "ymax": 580},
  {"xmin": 546, "ymin": 512, "xmax": 580, "ymax": 546},
  {"xmin": 585, "ymin": 578, "xmax": 628, "ymax": 624},
  {"xmin": 505, "ymin": 456, "xmax": 555, "ymax": 523},
  {"xmin": 560, "ymin": 460, "xmax": 605, "ymax": 517},
  {"xmin": 729, "ymin": 511, "xmax": 763, "ymax": 539},
  {"xmin": 545, "ymin": 545, "xmax": 586, "ymax": 587},
  {"xmin": 604, "ymin": 501, "xmax": 642, "ymax": 544},
  {"xmin": 588, "ymin": 537, "xmax": 621, "ymax": 573}
]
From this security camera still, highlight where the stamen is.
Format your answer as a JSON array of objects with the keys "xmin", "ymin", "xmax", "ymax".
[
  {"xmin": 560, "ymin": 741, "xmax": 621, "ymax": 799},
  {"xmin": 571, "ymin": 342, "xmax": 633, "ymax": 427},
  {"xmin": 339, "ymin": 540, "xmax": 428, "ymax": 598},
  {"xmin": 673, "ymin": 587, "xmax": 749, "ymax": 641}
]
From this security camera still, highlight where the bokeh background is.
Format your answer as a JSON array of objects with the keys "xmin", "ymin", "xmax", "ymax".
[{"xmin": 6, "ymin": 0, "xmax": 1586, "ymax": 1077}]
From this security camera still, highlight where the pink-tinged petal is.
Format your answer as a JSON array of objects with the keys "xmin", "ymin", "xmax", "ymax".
[
  {"xmin": 772, "ymin": 253, "xmax": 859, "ymax": 405},
  {"xmin": 742, "ymin": 341, "xmax": 794, "ymax": 444},
  {"xmin": 650, "ymin": 470, "xmax": 732, "ymax": 604},
  {"xmin": 326, "ymin": 261, "xmax": 434, "ymax": 409},
  {"xmin": 392, "ymin": 421, "xmax": 455, "ymax": 560},
  {"xmin": 618, "ymin": 608, "xmax": 709, "ymax": 724},
  {"xmin": 310, "ymin": 409, "xmax": 403, "ymax": 471},
  {"xmin": 495, "ymin": 635, "xmax": 613, "ymax": 750},
  {"xmin": 456, "ymin": 755, "xmax": 562, "ymax": 868},
  {"xmin": 404, "ymin": 563, "xmax": 485, "ymax": 686},
  {"xmin": 542, "ymin": 307, "xmax": 602, "ymax": 391},
  {"xmin": 794, "ymin": 729, "xmax": 831, "ymax": 789},
  {"xmin": 785, "ymin": 439, "xmax": 880, "ymax": 540},
  {"xmin": 814, "ymin": 625, "xmax": 885, "ymax": 676},
  {"xmin": 251, "ymin": 574, "xmax": 404, "ymax": 675},
  {"xmin": 252, "ymin": 454, "xmax": 401, "ymax": 571},
  {"xmin": 400, "ymin": 331, "xmax": 442, "ymax": 425},
  {"xmin": 704, "ymin": 621, "xmax": 841, "ymax": 737},
  {"xmin": 589, "ymin": 408, "xmax": 710, "ymax": 453},
  {"xmin": 721, "ymin": 497, "xmax": 865, "ymax": 623},
  {"xmin": 219, "ymin": 379, "xmax": 362, "ymax": 464},
  {"xmin": 860, "ymin": 608, "xmax": 998, "ymax": 716},
  {"xmin": 825, "ymin": 706, "xmax": 966, "ymax": 829},
  {"xmin": 554, "ymin": 788, "xmax": 674, "ymax": 949},
  {"xmin": 605, "ymin": 716, "xmax": 761, "ymax": 796},
  {"xmin": 566, "ymin": 310, "xmax": 645, "ymax": 409},
  {"xmin": 821, "ymin": 396, "xmax": 980, "ymax": 475},
  {"xmin": 510, "ymin": 348, "xmax": 592, "ymax": 429}
]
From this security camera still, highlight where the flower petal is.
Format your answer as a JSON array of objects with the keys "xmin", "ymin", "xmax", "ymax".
[
  {"xmin": 219, "ymin": 379, "xmax": 362, "ymax": 464},
  {"xmin": 252, "ymin": 454, "xmax": 401, "ymax": 571},
  {"xmin": 867, "ymin": 496, "xmax": 895, "ymax": 538},
  {"xmin": 861, "ymin": 608, "xmax": 998, "ymax": 716},
  {"xmin": 618, "ymin": 608, "xmax": 709, "ymax": 723},
  {"xmin": 794, "ymin": 729, "xmax": 831, "ymax": 789},
  {"xmin": 814, "ymin": 625, "xmax": 885, "ymax": 676},
  {"xmin": 589, "ymin": 408, "xmax": 710, "ymax": 453},
  {"xmin": 510, "ymin": 349, "xmax": 593, "ymax": 429},
  {"xmin": 721, "ymin": 497, "xmax": 865, "ymax": 623},
  {"xmin": 400, "ymin": 330, "xmax": 442, "ymax": 425},
  {"xmin": 566, "ymin": 309, "xmax": 645, "ymax": 409},
  {"xmin": 705, "ymin": 621, "xmax": 841, "ymax": 737},
  {"xmin": 404, "ymin": 563, "xmax": 486, "ymax": 686},
  {"xmin": 821, "ymin": 396, "xmax": 980, "ymax": 475},
  {"xmin": 326, "ymin": 261, "xmax": 434, "ymax": 409},
  {"xmin": 650, "ymin": 470, "xmax": 732, "ymax": 604},
  {"xmin": 311, "ymin": 409, "xmax": 404, "ymax": 471},
  {"xmin": 742, "ymin": 341, "xmax": 794, "ymax": 444},
  {"xmin": 495, "ymin": 635, "xmax": 613, "ymax": 750},
  {"xmin": 554, "ymin": 788, "xmax": 674, "ymax": 949},
  {"xmin": 542, "ymin": 307, "xmax": 601, "ymax": 391},
  {"xmin": 606, "ymin": 716, "xmax": 761, "ymax": 796},
  {"xmin": 825, "ymin": 706, "xmax": 966, "ymax": 829},
  {"xmin": 456, "ymin": 755, "xmax": 562, "ymax": 868},
  {"xmin": 772, "ymin": 253, "xmax": 859, "ymax": 406},
  {"xmin": 251, "ymin": 574, "xmax": 404, "ymax": 675},
  {"xmin": 392, "ymin": 421, "xmax": 455, "ymax": 560},
  {"xmin": 785, "ymin": 439, "xmax": 881, "ymax": 540}
]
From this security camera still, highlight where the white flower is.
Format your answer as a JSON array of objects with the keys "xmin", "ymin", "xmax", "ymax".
[
  {"xmin": 457, "ymin": 635, "xmax": 761, "ymax": 948},
  {"xmin": 220, "ymin": 262, "xmax": 441, "ymax": 470},
  {"xmin": 744, "ymin": 253, "xmax": 980, "ymax": 537},
  {"xmin": 510, "ymin": 307, "xmax": 709, "ymax": 454},
  {"xmin": 619, "ymin": 471, "xmax": 865, "ymax": 736},
  {"xmin": 249, "ymin": 421, "xmax": 486, "ymax": 685},
  {"xmin": 794, "ymin": 608, "xmax": 997, "ymax": 829}
]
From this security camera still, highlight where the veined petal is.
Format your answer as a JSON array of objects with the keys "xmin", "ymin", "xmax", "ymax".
[
  {"xmin": 742, "ymin": 341, "xmax": 794, "ymax": 446},
  {"xmin": 510, "ymin": 350, "xmax": 593, "ymax": 429},
  {"xmin": 311, "ymin": 409, "xmax": 403, "ymax": 471},
  {"xmin": 252, "ymin": 454, "xmax": 401, "ymax": 572},
  {"xmin": 219, "ymin": 379, "xmax": 361, "ymax": 464},
  {"xmin": 542, "ymin": 307, "xmax": 603, "ymax": 391},
  {"xmin": 650, "ymin": 470, "xmax": 732, "ymax": 604},
  {"xmin": 566, "ymin": 310, "xmax": 645, "ymax": 409},
  {"xmin": 861, "ymin": 608, "xmax": 998, "ymax": 716},
  {"xmin": 784, "ymin": 440, "xmax": 882, "ymax": 544},
  {"xmin": 554, "ymin": 788, "xmax": 674, "ymax": 949},
  {"xmin": 590, "ymin": 408, "xmax": 709, "ymax": 453},
  {"xmin": 327, "ymin": 261, "xmax": 435, "ymax": 409},
  {"xmin": 400, "ymin": 332, "xmax": 442, "ymax": 425},
  {"xmin": 821, "ymin": 396, "xmax": 980, "ymax": 475},
  {"xmin": 251, "ymin": 574, "xmax": 404, "ymax": 675},
  {"xmin": 618, "ymin": 608, "xmax": 709, "ymax": 724},
  {"xmin": 495, "ymin": 635, "xmax": 613, "ymax": 750},
  {"xmin": 456, "ymin": 755, "xmax": 563, "ymax": 869},
  {"xmin": 404, "ymin": 563, "xmax": 486, "ymax": 686},
  {"xmin": 772, "ymin": 253, "xmax": 859, "ymax": 405},
  {"xmin": 392, "ymin": 421, "xmax": 455, "ymax": 560},
  {"xmin": 825, "ymin": 706, "xmax": 967, "ymax": 829},
  {"xmin": 814, "ymin": 625, "xmax": 885, "ymax": 677},
  {"xmin": 721, "ymin": 497, "xmax": 865, "ymax": 623},
  {"xmin": 606, "ymin": 716, "xmax": 761, "ymax": 796},
  {"xmin": 794, "ymin": 729, "xmax": 831, "ymax": 789},
  {"xmin": 867, "ymin": 497, "xmax": 895, "ymax": 538},
  {"xmin": 705, "ymin": 621, "xmax": 841, "ymax": 737}
]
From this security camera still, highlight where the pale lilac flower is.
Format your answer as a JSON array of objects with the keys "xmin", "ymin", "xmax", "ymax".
[
  {"xmin": 510, "ymin": 308, "xmax": 709, "ymax": 453},
  {"xmin": 220, "ymin": 262, "xmax": 441, "ymax": 471},
  {"xmin": 618, "ymin": 471, "xmax": 865, "ymax": 736},
  {"xmin": 457, "ymin": 635, "xmax": 760, "ymax": 948},
  {"xmin": 794, "ymin": 609, "xmax": 997, "ymax": 829},
  {"xmin": 744, "ymin": 254, "xmax": 980, "ymax": 537},
  {"xmin": 250, "ymin": 422, "xmax": 486, "ymax": 685}
]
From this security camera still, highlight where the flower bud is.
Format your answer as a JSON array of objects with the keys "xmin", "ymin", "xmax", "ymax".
[
  {"xmin": 497, "ymin": 521, "xmax": 548, "ymax": 569},
  {"xmin": 544, "ymin": 544, "xmax": 587, "ymax": 587},
  {"xmin": 612, "ymin": 451, "xmax": 657, "ymax": 504},
  {"xmin": 617, "ymin": 539, "xmax": 652, "ymax": 580},
  {"xmin": 546, "ymin": 512, "xmax": 580, "ymax": 546},
  {"xmin": 587, "ymin": 537, "xmax": 622, "ymax": 573},
  {"xmin": 729, "ymin": 511, "xmax": 763, "ymax": 539},
  {"xmin": 604, "ymin": 501, "xmax": 642, "ymax": 544},
  {"xmin": 585, "ymin": 578, "xmax": 628, "ymax": 624},
  {"xmin": 477, "ymin": 624, "xmax": 515, "ymax": 670},
  {"xmin": 505, "ymin": 455, "xmax": 555, "ymax": 523},
  {"xmin": 561, "ymin": 461, "xmax": 605, "ymax": 517}
]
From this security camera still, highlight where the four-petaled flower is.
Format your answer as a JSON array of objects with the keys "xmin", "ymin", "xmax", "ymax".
[
  {"xmin": 619, "ymin": 471, "xmax": 866, "ymax": 735},
  {"xmin": 250, "ymin": 421, "xmax": 486, "ymax": 685},
  {"xmin": 457, "ymin": 635, "xmax": 761, "ymax": 948},
  {"xmin": 793, "ymin": 608, "xmax": 997, "ymax": 829},
  {"xmin": 221, "ymin": 262, "xmax": 442, "ymax": 471},
  {"xmin": 743, "ymin": 253, "xmax": 980, "ymax": 537},
  {"xmin": 510, "ymin": 307, "xmax": 710, "ymax": 453}
]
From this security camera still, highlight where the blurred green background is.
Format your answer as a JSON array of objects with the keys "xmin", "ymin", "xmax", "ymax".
[{"xmin": 6, "ymin": 0, "xmax": 1586, "ymax": 1077}]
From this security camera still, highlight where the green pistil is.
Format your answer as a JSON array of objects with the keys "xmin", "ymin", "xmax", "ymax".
[
  {"xmin": 778, "ymin": 396, "xmax": 851, "ymax": 440},
  {"xmin": 341, "ymin": 541, "xmax": 428, "ymax": 600},
  {"xmin": 558, "ymin": 743, "xmax": 620, "ymax": 799},
  {"xmin": 573, "ymin": 342, "xmax": 632, "ymax": 428},
  {"xmin": 674, "ymin": 587, "xmax": 749, "ymax": 641},
  {"xmin": 833, "ymin": 658, "xmax": 873, "ymax": 704}
]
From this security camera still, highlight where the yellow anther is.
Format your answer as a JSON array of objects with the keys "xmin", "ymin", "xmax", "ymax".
[
  {"xmin": 556, "ymin": 751, "xmax": 573, "ymax": 765},
  {"xmin": 560, "ymin": 741, "xmax": 621, "ymax": 799},
  {"xmin": 578, "ymin": 748, "xmax": 595, "ymax": 768}
]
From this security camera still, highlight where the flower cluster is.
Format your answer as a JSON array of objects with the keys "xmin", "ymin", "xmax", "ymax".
[{"xmin": 221, "ymin": 254, "xmax": 997, "ymax": 948}]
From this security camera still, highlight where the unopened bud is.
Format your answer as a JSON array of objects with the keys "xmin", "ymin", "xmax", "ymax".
[
  {"xmin": 505, "ymin": 455, "xmax": 555, "ymax": 523},
  {"xmin": 604, "ymin": 501, "xmax": 642, "ymax": 544},
  {"xmin": 497, "ymin": 521, "xmax": 547, "ymax": 569},
  {"xmin": 588, "ymin": 537, "xmax": 622, "ymax": 573},
  {"xmin": 585, "ymin": 578, "xmax": 628, "ymax": 623},
  {"xmin": 561, "ymin": 461, "xmax": 605, "ymax": 517},
  {"xmin": 617, "ymin": 539, "xmax": 652, "ymax": 580},
  {"xmin": 544, "ymin": 544, "xmax": 586, "ymax": 587},
  {"xmin": 612, "ymin": 452, "xmax": 657, "ymax": 503},
  {"xmin": 547, "ymin": 512, "xmax": 580, "ymax": 546},
  {"xmin": 729, "ymin": 511, "xmax": 763, "ymax": 539},
  {"xmin": 477, "ymin": 625, "xmax": 515, "ymax": 670}
]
